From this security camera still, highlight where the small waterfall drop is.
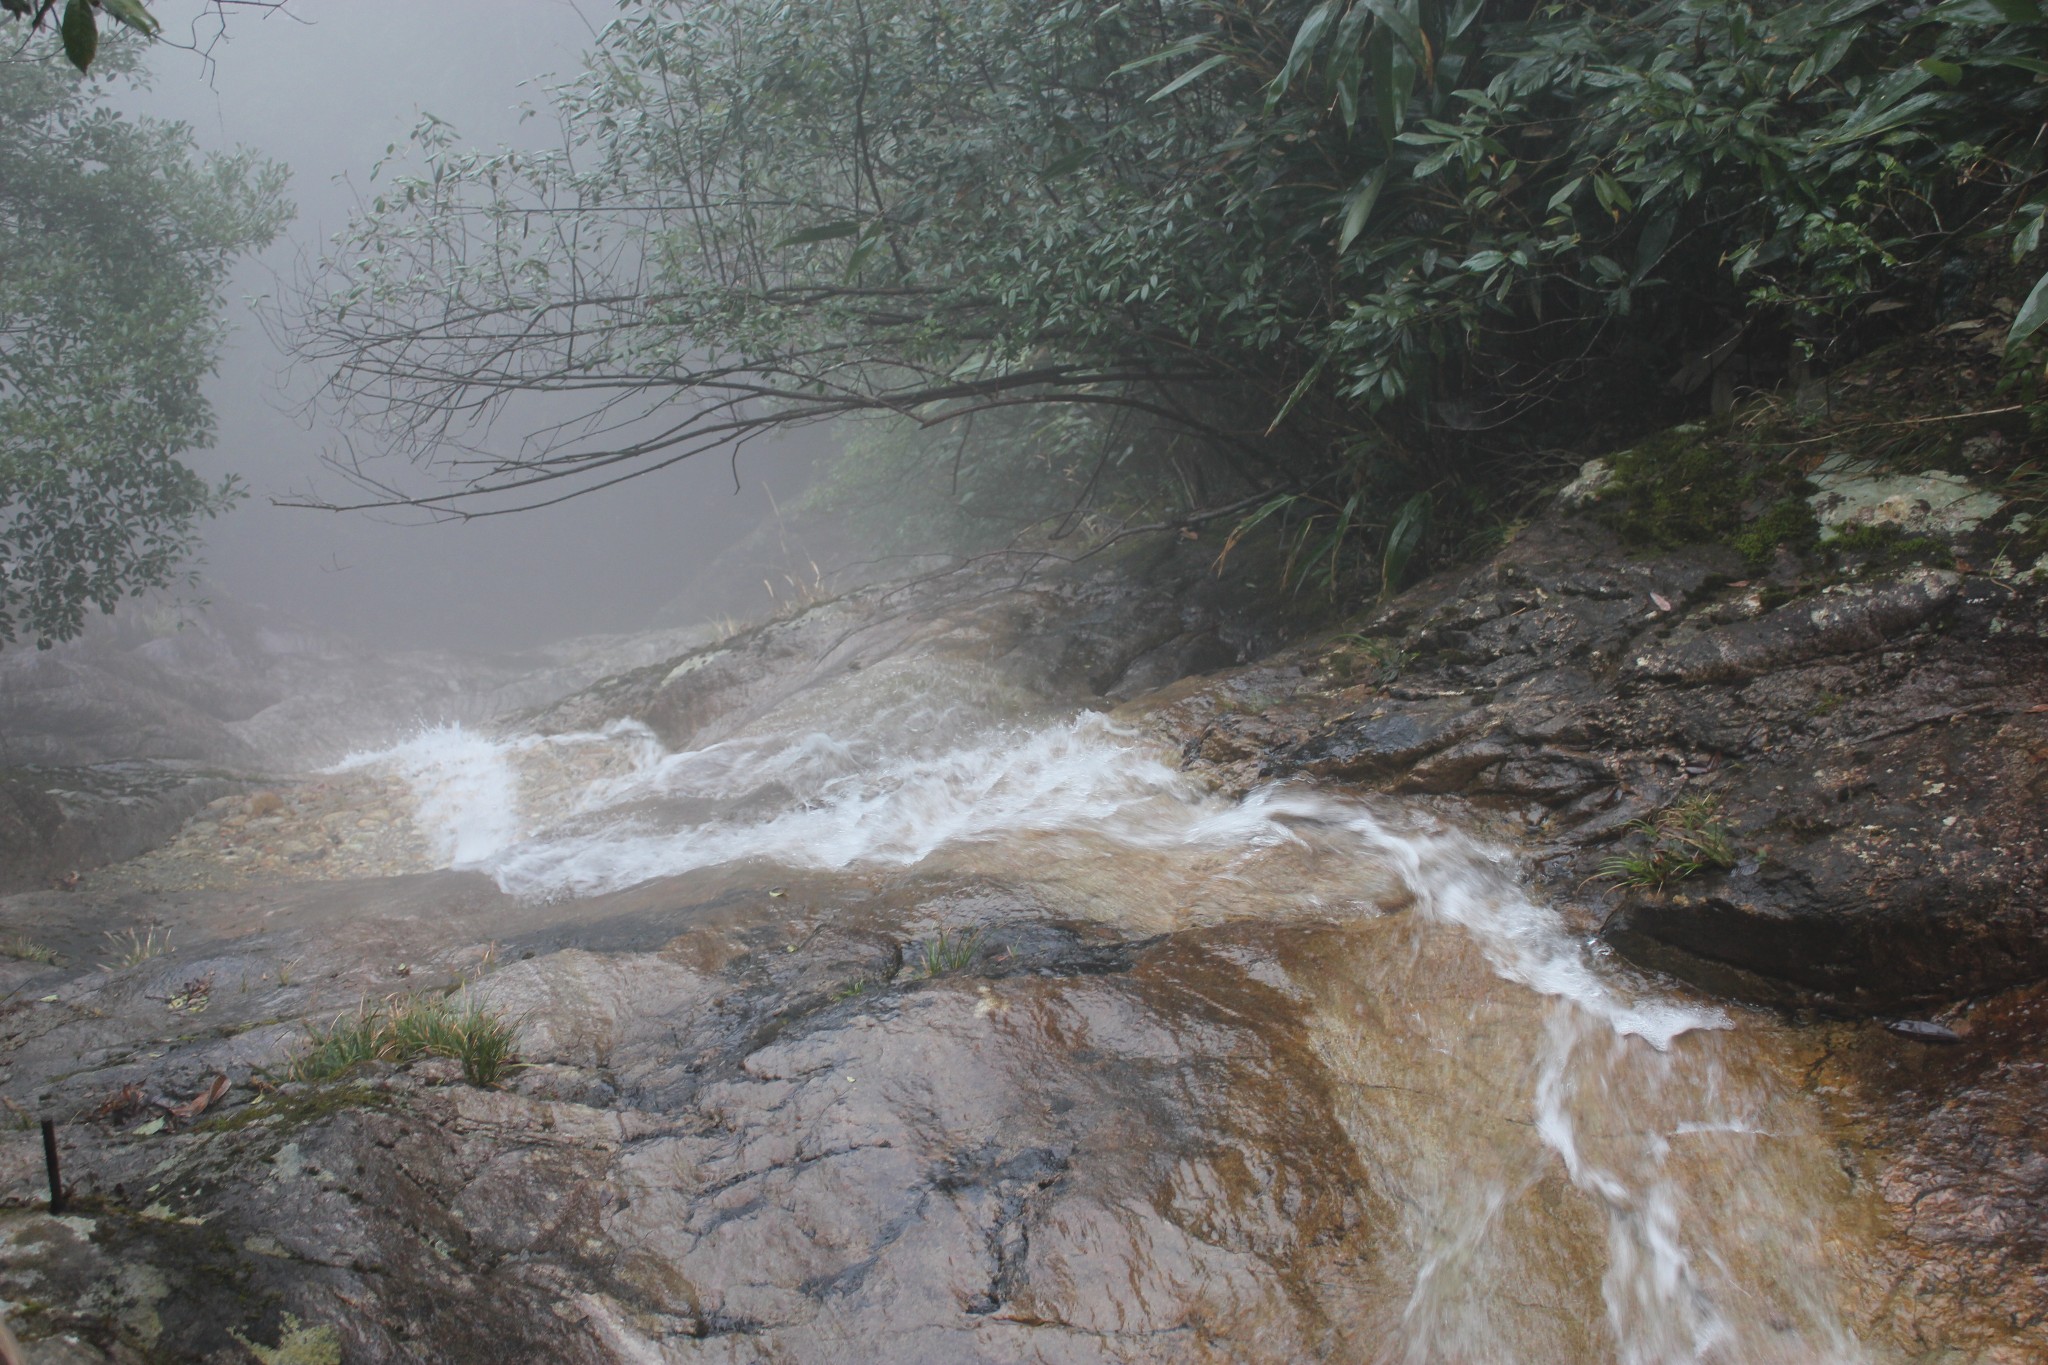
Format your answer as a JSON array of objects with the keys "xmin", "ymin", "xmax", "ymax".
[{"xmin": 337, "ymin": 660, "xmax": 1885, "ymax": 1363}]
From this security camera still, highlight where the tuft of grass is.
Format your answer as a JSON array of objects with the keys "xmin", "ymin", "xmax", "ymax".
[
  {"xmin": 912, "ymin": 928, "xmax": 985, "ymax": 980},
  {"xmin": 834, "ymin": 976, "xmax": 875, "ymax": 1001},
  {"xmin": 1598, "ymin": 796, "xmax": 1739, "ymax": 892},
  {"xmin": 0, "ymin": 934, "xmax": 58, "ymax": 965},
  {"xmin": 99, "ymin": 927, "xmax": 171, "ymax": 971},
  {"xmin": 287, "ymin": 992, "xmax": 520, "ymax": 1087}
]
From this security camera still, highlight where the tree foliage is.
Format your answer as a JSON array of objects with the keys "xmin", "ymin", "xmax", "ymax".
[
  {"xmin": 292, "ymin": 0, "xmax": 2048, "ymax": 569},
  {"xmin": 0, "ymin": 47, "xmax": 289, "ymax": 647},
  {"xmin": 2, "ymin": 0, "xmax": 161, "ymax": 73}
]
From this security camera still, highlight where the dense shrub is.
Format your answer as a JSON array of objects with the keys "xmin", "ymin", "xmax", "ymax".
[{"xmin": 296, "ymin": 0, "xmax": 2048, "ymax": 578}]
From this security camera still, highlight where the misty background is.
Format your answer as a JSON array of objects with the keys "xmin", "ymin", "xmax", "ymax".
[{"xmin": 113, "ymin": 0, "xmax": 828, "ymax": 654}]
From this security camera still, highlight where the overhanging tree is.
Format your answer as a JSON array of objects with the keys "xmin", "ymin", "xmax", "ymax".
[
  {"xmin": 290, "ymin": 0, "xmax": 2048, "ymax": 576},
  {"xmin": 0, "ymin": 46, "xmax": 289, "ymax": 647}
]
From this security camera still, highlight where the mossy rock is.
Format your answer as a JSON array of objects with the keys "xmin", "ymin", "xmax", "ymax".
[
  {"xmin": 1591, "ymin": 428, "xmax": 1818, "ymax": 569},
  {"xmin": 1823, "ymin": 522, "xmax": 1954, "ymax": 572}
]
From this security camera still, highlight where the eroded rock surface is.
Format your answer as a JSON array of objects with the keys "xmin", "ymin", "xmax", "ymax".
[
  {"xmin": 1, "ymin": 479, "xmax": 2043, "ymax": 1362},
  {"xmin": 1134, "ymin": 512, "xmax": 2048, "ymax": 1012},
  {"xmin": 0, "ymin": 860, "xmax": 1402, "ymax": 1363}
]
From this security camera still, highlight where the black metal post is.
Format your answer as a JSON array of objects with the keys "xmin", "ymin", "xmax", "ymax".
[{"xmin": 39, "ymin": 1119, "xmax": 63, "ymax": 1214}]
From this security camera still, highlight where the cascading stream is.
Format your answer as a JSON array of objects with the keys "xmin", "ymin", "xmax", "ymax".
[{"xmin": 336, "ymin": 660, "xmax": 1888, "ymax": 1363}]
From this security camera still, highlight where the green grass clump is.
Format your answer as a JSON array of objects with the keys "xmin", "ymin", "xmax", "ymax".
[
  {"xmin": 0, "ymin": 934, "xmax": 58, "ymax": 965},
  {"xmin": 288, "ymin": 992, "xmax": 519, "ymax": 1087},
  {"xmin": 1599, "ymin": 796, "xmax": 1739, "ymax": 892},
  {"xmin": 99, "ymin": 926, "xmax": 171, "ymax": 971},
  {"xmin": 912, "ymin": 928, "xmax": 985, "ymax": 979}
]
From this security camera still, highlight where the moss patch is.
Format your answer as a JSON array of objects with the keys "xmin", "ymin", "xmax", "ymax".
[
  {"xmin": 1595, "ymin": 429, "xmax": 1817, "ymax": 568},
  {"xmin": 1597, "ymin": 429, "xmax": 1749, "ymax": 549},
  {"xmin": 233, "ymin": 1313, "xmax": 342, "ymax": 1365},
  {"xmin": 1730, "ymin": 496, "xmax": 1821, "ymax": 570},
  {"xmin": 195, "ymin": 1084, "xmax": 387, "ymax": 1135},
  {"xmin": 1824, "ymin": 522, "xmax": 1954, "ymax": 572}
]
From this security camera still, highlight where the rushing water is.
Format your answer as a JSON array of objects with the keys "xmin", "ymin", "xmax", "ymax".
[{"xmin": 335, "ymin": 654, "xmax": 1896, "ymax": 1363}]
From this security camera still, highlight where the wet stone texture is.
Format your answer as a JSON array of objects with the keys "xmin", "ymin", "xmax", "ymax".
[
  {"xmin": 0, "ymin": 866, "xmax": 1386, "ymax": 1363},
  {"xmin": 1127, "ymin": 493, "xmax": 2048, "ymax": 1355},
  {"xmin": 0, "ymin": 487, "xmax": 2043, "ymax": 1358},
  {"xmin": 1133, "ymin": 514, "xmax": 2048, "ymax": 1014}
]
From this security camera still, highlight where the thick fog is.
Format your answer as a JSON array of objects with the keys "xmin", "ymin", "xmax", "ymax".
[{"xmin": 114, "ymin": 0, "xmax": 826, "ymax": 653}]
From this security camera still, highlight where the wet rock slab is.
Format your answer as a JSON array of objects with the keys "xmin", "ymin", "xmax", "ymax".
[
  {"xmin": 1133, "ymin": 511, "xmax": 2048, "ymax": 1013},
  {"xmin": 0, "ymin": 865, "xmax": 1388, "ymax": 1362},
  {"xmin": 0, "ymin": 764, "xmax": 255, "ymax": 897}
]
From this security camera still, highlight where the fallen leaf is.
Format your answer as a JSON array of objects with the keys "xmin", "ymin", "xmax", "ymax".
[
  {"xmin": 2028, "ymin": 704, "xmax": 2048, "ymax": 713},
  {"xmin": 1650, "ymin": 591, "xmax": 1674, "ymax": 612},
  {"xmin": 166, "ymin": 1074, "xmax": 230, "ymax": 1121},
  {"xmin": 130, "ymin": 1116, "xmax": 166, "ymax": 1137},
  {"xmin": 85, "ymin": 1081, "xmax": 148, "ymax": 1123}
]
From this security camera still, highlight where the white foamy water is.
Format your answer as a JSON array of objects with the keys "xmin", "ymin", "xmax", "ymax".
[
  {"xmin": 339, "ymin": 693, "xmax": 1875, "ymax": 1363},
  {"xmin": 330, "ymin": 722, "xmax": 530, "ymax": 865}
]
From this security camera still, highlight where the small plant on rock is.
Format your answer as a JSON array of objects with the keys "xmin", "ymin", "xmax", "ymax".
[
  {"xmin": 0, "ymin": 934, "xmax": 58, "ymax": 965},
  {"xmin": 913, "ymin": 928, "xmax": 985, "ymax": 979},
  {"xmin": 1599, "ymin": 796, "xmax": 1739, "ymax": 892},
  {"xmin": 99, "ymin": 926, "xmax": 171, "ymax": 971},
  {"xmin": 288, "ymin": 991, "xmax": 520, "ymax": 1087}
]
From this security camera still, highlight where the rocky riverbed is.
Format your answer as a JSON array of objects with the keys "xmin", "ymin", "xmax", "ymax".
[{"xmin": 0, "ymin": 463, "xmax": 2042, "ymax": 1362}]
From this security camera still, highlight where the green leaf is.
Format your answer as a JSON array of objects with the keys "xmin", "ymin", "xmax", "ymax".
[
  {"xmin": 1917, "ymin": 57, "xmax": 1964, "ymax": 86},
  {"xmin": 2009, "ymin": 268, "xmax": 2048, "ymax": 346},
  {"xmin": 1330, "ymin": 1, "xmax": 1375, "ymax": 124},
  {"xmin": 1926, "ymin": 0, "xmax": 2041, "ymax": 21},
  {"xmin": 1363, "ymin": 0, "xmax": 1430, "ymax": 66},
  {"xmin": 99, "ymin": 0, "xmax": 160, "ymax": 37},
  {"xmin": 1338, "ymin": 164, "xmax": 1390, "ymax": 253},
  {"xmin": 776, "ymin": 220, "xmax": 861, "ymax": 247},
  {"xmin": 1818, "ymin": 0, "xmax": 1896, "ymax": 26},
  {"xmin": 1271, "ymin": 0, "xmax": 1339, "ymax": 104},
  {"xmin": 1546, "ymin": 176, "xmax": 1585, "ymax": 213},
  {"xmin": 1592, "ymin": 173, "xmax": 1634, "ymax": 216},
  {"xmin": 1823, "ymin": 89, "xmax": 1944, "ymax": 144},
  {"xmin": 1148, "ymin": 53, "xmax": 1229, "ymax": 102},
  {"xmin": 60, "ymin": 0, "xmax": 96, "ymax": 73},
  {"xmin": 1445, "ymin": 0, "xmax": 1488, "ymax": 42},
  {"xmin": 1267, "ymin": 359, "xmax": 1328, "ymax": 433},
  {"xmin": 1380, "ymin": 491, "xmax": 1431, "ymax": 597},
  {"xmin": 1370, "ymin": 26, "xmax": 1420, "ymax": 136},
  {"xmin": 1980, "ymin": 53, "xmax": 2048, "ymax": 74},
  {"xmin": 1113, "ymin": 36, "xmax": 1208, "ymax": 77}
]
